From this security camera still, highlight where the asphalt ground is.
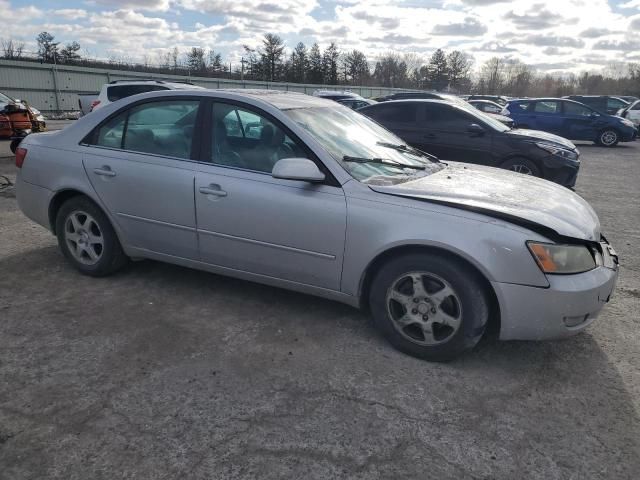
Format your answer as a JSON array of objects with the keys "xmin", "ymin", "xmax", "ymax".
[{"xmin": 0, "ymin": 126, "xmax": 639, "ymax": 479}]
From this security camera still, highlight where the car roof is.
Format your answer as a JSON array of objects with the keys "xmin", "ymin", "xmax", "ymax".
[{"xmin": 113, "ymin": 88, "xmax": 338, "ymax": 110}]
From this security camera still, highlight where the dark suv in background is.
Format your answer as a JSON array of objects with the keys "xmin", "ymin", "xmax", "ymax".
[
  {"xmin": 359, "ymin": 99, "xmax": 581, "ymax": 187},
  {"xmin": 564, "ymin": 95, "xmax": 629, "ymax": 115}
]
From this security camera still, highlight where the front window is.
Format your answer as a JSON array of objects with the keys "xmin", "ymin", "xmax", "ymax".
[
  {"xmin": 564, "ymin": 102, "xmax": 593, "ymax": 117},
  {"xmin": 284, "ymin": 106, "xmax": 444, "ymax": 183}
]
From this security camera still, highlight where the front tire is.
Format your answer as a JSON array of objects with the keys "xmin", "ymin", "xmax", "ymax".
[
  {"xmin": 369, "ymin": 253, "xmax": 489, "ymax": 362},
  {"xmin": 596, "ymin": 129, "xmax": 619, "ymax": 147},
  {"xmin": 499, "ymin": 157, "xmax": 541, "ymax": 177},
  {"xmin": 55, "ymin": 196, "xmax": 128, "ymax": 276}
]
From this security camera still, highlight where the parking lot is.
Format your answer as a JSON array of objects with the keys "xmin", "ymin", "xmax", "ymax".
[{"xmin": 1, "ymin": 127, "xmax": 639, "ymax": 479}]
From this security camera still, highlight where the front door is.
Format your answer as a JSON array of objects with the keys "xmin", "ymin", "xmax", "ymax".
[
  {"xmin": 418, "ymin": 103, "xmax": 494, "ymax": 165},
  {"xmin": 195, "ymin": 102, "xmax": 347, "ymax": 290},
  {"xmin": 82, "ymin": 98, "xmax": 201, "ymax": 259}
]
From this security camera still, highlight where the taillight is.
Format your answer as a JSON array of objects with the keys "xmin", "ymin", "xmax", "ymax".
[
  {"xmin": 90, "ymin": 100, "xmax": 101, "ymax": 111},
  {"xmin": 15, "ymin": 147, "xmax": 27, "ymax": 168}
]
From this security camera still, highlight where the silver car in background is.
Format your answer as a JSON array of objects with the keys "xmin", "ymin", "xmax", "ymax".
[{"xmin": 14, "ymin": 89, "xmax": 618, "ymax": 361}]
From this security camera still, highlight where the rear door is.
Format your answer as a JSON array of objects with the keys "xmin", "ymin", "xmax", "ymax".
[
  {"xmin": 194, "ymin": 102, "xmax": 347, "ymax": 290},
  {"xmin": 528, "ymin": 100, "xmax": 563, "ymax": 135},
  {"xmin": 82, "ymin": 98, "xmax": 201, "ymax": 259},
  {"xmin": 360, "ymin": 102, "xmax": 422, "ymax": 149}
]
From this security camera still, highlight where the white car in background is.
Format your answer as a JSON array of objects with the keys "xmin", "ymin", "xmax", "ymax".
[
  {"xmin": 618, "ymin": 100, "xmax": 640, "ymax": 129},
  {"xmin": 90, "ymin": 80, "xmax": 205, "ymax": 112}
]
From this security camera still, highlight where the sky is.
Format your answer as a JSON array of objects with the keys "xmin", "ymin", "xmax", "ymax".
[{"xmin": 2, "ymin": 0, "xmax": 640, "ymax": 74}]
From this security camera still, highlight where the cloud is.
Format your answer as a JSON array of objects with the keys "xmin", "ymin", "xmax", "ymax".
[
  {"xmin": 580, "ymin": 27, "xmax": 617, "ymax": 38},
  {"xmin": 53, "ymin": 9, "xmax": 88, "ymax": 19},
  {"xmin": 504, "ymin": 7, "xmax": 578, "ymax": 29},
  {"xmin": 593, "ymin": 39, "xmax": 640, "ymax": 51},
  {"xmin": 432, "ymin": 17, "xmax": 487, "ymax": 36},
  {"xmin": 512, "ymin": 34, "xmax": 585, "ymax": 48},
  {"xmin": 471, "ymin": 41, "xmax": 517, "ymax": 52},
  {"xmin": 89, "ymin": 0, "xmax": 170, "ymax": 11}
]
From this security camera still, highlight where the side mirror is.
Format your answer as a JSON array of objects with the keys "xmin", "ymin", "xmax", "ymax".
[
  {"xmin": 272, "ymin": 158, "xmax": 325, "ymax": 182},
  {"xmin": 467, "ymin": 123, "xmax": 485, "ymax": 136}
]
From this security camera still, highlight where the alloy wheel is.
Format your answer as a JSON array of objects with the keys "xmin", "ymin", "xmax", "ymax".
[
  {"xmin": 386, "ymin": 272, "xmax": 463, "ymax": 345},
  {"xmin": 600, "ymin": 130, "xmax": 618, "ymax": 146},
  {"xmin": 509, "ymin": 164, "xmax": 533, "ymax": 175},
  {"xmin": 64, "ymin": 210, "xmax": 104, "ymax": 265}
]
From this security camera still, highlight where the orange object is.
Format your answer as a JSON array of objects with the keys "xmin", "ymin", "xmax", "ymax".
[
  {"xmin": 7, "ymin": 110, "xmax": 32, "ymax": 131},
  {"xmin": 0, "ymin": 113, "xmax": 11, "ymax": 138},
  {"xmin": 528, "ymin": 243, "xmax": 558, "ymax": 272}
]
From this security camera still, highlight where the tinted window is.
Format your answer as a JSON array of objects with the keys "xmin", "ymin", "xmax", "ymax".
[
  {"xmin": 564, "ymin": 102, "xmax": 593, "ymax": 116},
  {"xmin": 510, "ymin": 102, "xmax": 531, "ymax": 111},
  {"xmin": 212, "ymin": 103, "xmax": 305, "ymax": 173},
  {"xmin": 607, "ymin": 98, "xmax": 627, "ymax": 110},
  {"xmin": 91, "ymin": 100, "xmax": 199, "ymax": 159},
  {"xmin": 533, "ymin": 101, "xmax": 560, "ymax": 114},
  {"xmin": 423, "ymin": 104, "xmax": 470, "ymax": 129},
  {"xmin": 107, "ymin": 84, "xmax": 168, "ymax": 102},
  {"xmin": 366, "ymin": 103, "xmax": 418, "ymax": 123},
  {"xmin": 632, "ymin": 102, "xmax": 640, "ymax": 111}
]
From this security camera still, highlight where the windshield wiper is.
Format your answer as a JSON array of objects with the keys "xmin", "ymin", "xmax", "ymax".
[
  {"xmin": 342, "ymin": 155, "xmax": 425, "ymax": 170},
  {"xmin": 376, "ymin": 141, "xmax": 440, "ymax": 162}
]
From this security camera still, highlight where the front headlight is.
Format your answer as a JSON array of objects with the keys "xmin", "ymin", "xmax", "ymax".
[
  {"xmin": 621, "ymin": 119, "xmax": 635, "ymax": 128},
  {"xmin": 535, "ymin": 142, "xmax": 578, "ymax": 161},
  {"xmin": 527, "ymin": 242, "xmax": 596, "ymax": 274}
]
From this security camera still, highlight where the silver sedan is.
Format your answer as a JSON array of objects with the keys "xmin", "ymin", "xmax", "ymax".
[{"xmin": 14, "ymin": 89, "xmax": 618, "ymax": 361}]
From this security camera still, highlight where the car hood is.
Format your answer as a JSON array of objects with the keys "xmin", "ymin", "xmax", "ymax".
[
  {"xmin": 487, "ymin": 113, "xmax": 514, "ymax": 123},
  {"xmin": 369, "ymin": 163, "xmax": 600, "ymax": 241},
  {"xmin": 506, "ymin": 128, "xmax": 577, "ymax": 150}
]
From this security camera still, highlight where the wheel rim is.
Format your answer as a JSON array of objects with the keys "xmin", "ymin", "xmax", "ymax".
[
  {"xmin": 601, "ymin": 131, "xmax": 617, "ymax": 146},
  {"xmin": 509, "ymin": 164, "xmax": 533, "ymax": 175},
  {"xmin": 64, "ymin": 210, "xmax": 104, "ymax": 265},
  {"xmin": 385, "ymin": 272, "xmax": 463, "ymax": 346}
]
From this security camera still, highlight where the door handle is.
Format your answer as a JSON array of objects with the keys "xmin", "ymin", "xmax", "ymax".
[
  {"xmin": 93, "ymin": 166, "xmax": 116, "ymax": 177},
  {"xmin": 423, "ymin": 133, "xmax": 436, "ymax": 139},
  {"xmin": 199, "ymin": 184, "xmax": 227, "ymax": 197}
]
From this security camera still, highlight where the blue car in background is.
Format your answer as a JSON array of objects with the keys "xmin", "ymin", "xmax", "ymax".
[{"xmin": 503, "ymin": 98, "xmax": 637, "ymax": 147}]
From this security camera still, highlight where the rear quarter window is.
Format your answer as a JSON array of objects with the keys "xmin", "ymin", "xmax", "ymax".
[
  {"xmin": 107, "ymin": 85, "xmax": 169, "ymax": 102},
  {"xmin": 509, "ymin": 102, "xmax": 531, "ymax": 112}
]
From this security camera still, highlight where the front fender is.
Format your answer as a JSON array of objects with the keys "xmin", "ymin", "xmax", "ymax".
[{"xmin": 341, "ymin": 192, "xmax": 550, "ymax": 297}]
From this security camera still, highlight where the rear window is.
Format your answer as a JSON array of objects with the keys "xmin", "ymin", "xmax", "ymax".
[
  {"xmin": 366, "ymin": 103, "xmax": 418, "ymax": 123},
  {"xmin": 533, "ymin": 101, "xmax": 560, "ymax": 114},
  {"xmin": 509, "ymin": 101, "xmax": 531, "ymax": 111},
  {"xmin": 107, "ymin": 84, "xmax": 169, "ymax": 102}
]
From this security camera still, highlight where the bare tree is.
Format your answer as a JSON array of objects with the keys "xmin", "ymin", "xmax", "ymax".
[{"xmin": 1, "ymin": 38, "xmax": 25, "ymax": 59}]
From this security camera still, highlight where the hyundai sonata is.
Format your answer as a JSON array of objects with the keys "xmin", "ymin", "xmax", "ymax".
[{"xmin": 15, "ymin": 90, "xmax": 618, "ymax": 361}]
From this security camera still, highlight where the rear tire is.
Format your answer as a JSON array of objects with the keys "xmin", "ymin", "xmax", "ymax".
[
  {"xmin": 596, "ymin": 129, "xmax": 619, "ymax": 147},
  {"xmin": 499, "ymin": 157, "xmax": 541, "ymax": 177},
  {"xmin": 55, "ymin": 196, "xmax": 128, "ymax": 277},
  {"xmin": 369, "ymin": 253, "xmax": 489, "ymax": 362}
]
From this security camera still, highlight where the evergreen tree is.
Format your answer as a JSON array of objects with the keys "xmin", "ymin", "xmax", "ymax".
[
  {"xmin": 427, "ymin": 49, "xmax": 449, "ymax": 90},
  {"xmin": 322, "ymin": 42, "xmax": 340, "ymax": 84},
  {"xmin": 308, "ymin": 43, "xmax": 324, "ymax": 84},
  {"xmin": 36, "ymin": 32, "xmax": 59, "ymax": 63},
  {"xmin": 260, "ymin": 33, "xmax": 285, "ymax": 82}
]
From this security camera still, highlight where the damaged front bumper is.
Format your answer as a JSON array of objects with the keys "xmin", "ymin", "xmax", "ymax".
[{"xmin": 494, "ymin": 239, "xmax": 618, "ymax": 341}]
